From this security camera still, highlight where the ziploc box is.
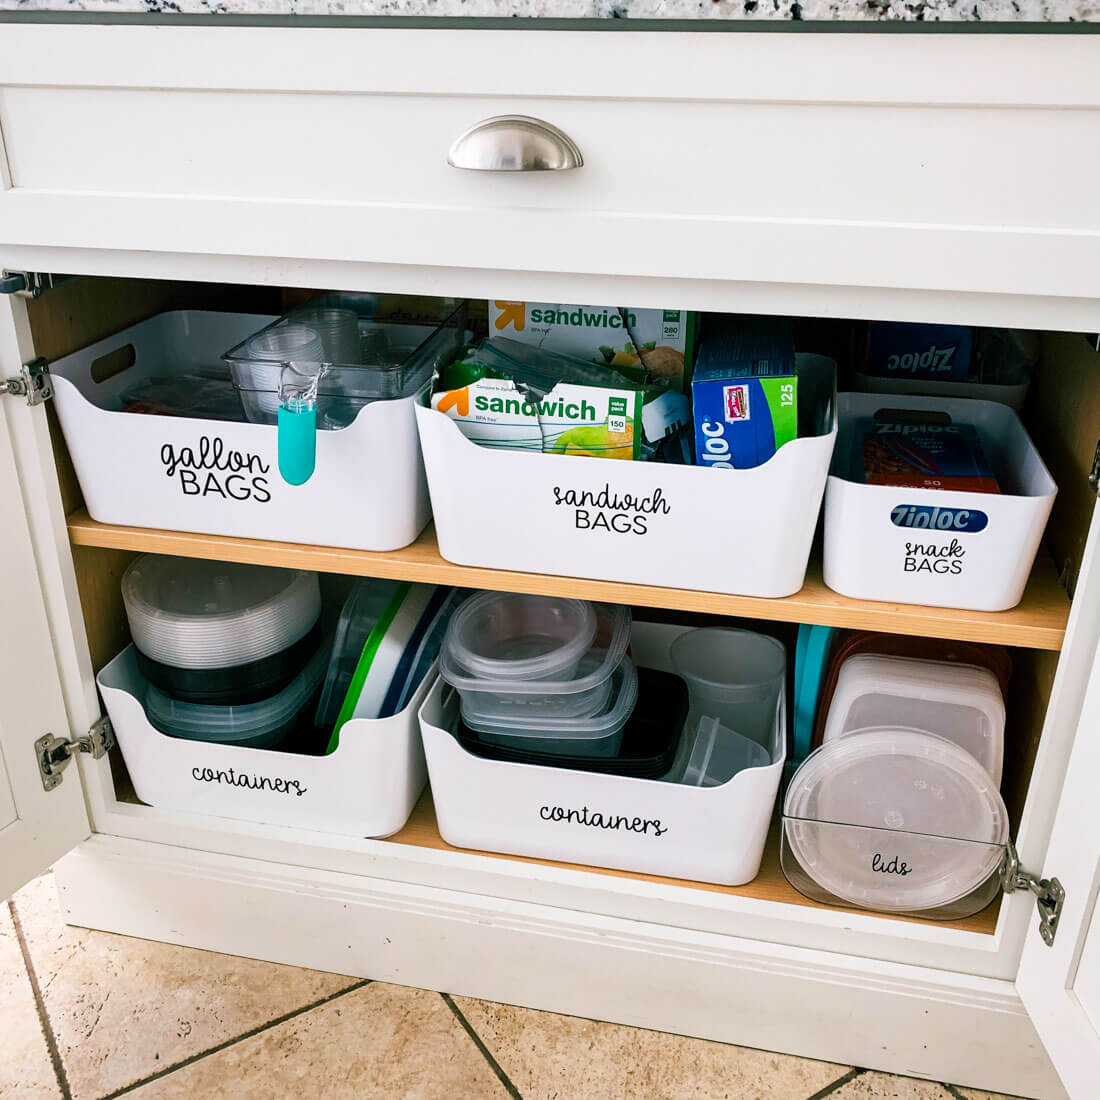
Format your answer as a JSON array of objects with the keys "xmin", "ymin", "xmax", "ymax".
[
  {"xmin": 489, "ymin": 301, "xmax": 696, "ymax": 391},
  {"xmin": 859, "ymin": 419, "xmax": 1001, "ymax": 494},
  {"xmin": 691, "ymin": 317, "xmax": 798, "ymax": 470},
  {"xmin": 865, "ymin": 322, "xmax": 973, "ymax": 381}
]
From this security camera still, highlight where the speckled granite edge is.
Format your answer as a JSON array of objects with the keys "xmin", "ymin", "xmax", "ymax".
[{"xmin": 0, "ymin": 0, "xmax": 1096, "ymax": 23}]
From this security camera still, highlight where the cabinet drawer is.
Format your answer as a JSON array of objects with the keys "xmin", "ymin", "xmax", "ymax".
[{"xmin": 1, "ymin": 26, "xmax": 1099, "ymax": 300}]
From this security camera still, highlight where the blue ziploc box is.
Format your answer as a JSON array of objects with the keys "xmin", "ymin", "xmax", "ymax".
[
  {"xmin": 865, "ymin": 322, "xmax": 973, "ymax": 381},
  {"xmin": 691, "ymin": 317, "xmax": 798, "ymax": 470}
]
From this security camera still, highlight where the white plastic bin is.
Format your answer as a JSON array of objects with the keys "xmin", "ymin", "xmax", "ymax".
[
  {"xmin": 419, "ymin": 622, "xmax": 786, "ymax": 885},
  {"xmin": 98, "ymin": 646, "xmax": 429, "ymax": 837},
  {"xmin": 50, "ymin": 309, "xmax": 462, "ymax": 551},
  {"xmin": 417, "ymin": 355, "xmax": 837, "ymax": 599},
  {"xmin": 823, "ymin": 392, "xmax": 1056, "ymax": 611}
]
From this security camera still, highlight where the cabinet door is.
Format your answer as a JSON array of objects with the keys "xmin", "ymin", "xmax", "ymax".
[
  {"xmin": 0, "ymin": 399, "xmax": 90, "ymax": 899},
  {"xmin": 1019, "ymin": 515, "xmax": 1100, "ymax": 1099}
]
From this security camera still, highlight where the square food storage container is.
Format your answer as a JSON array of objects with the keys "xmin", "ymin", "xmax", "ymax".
[
  {"xmin": 417, "ymin": 354, "xmax": 837, "ymax": 598},
  {"xmin": 419, "ymin": 621, "xmax": 786, "ymax": 886},
  {"xmin": 822, "ymin": 392, "xmax": 1056, "ymax": 611},
  {"xmin": 49, "ymin": 303, "xmax": 466, "ymax": 551},
  {"xmin": 98, "ymin": 645, "xmax": 432, "ymax": 837}
]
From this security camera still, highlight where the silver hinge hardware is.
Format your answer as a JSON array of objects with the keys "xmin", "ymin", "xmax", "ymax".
[
  {"xmin": 1003, "ymin": 842, "xmax": 1065, "ymax": 947},
  {"xmin": 0, "ymin": 358, "xmax": 52, "ymax": 406},
  {"xmin": 0, "ymin": 272, "xmax": 75, "ymax": 299},
  {"xmin": 36, "ymin": 717, "xmax": 114, "ymax": 792},
  {"xmin": 1090, "ymin": 439, "xmax": 1100, "ymax": 496}
]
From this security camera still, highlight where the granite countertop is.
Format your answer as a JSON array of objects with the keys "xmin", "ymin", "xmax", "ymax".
[{"xmin": 0, "ymin": 0, "xmax": 1094, "ymax": 24}]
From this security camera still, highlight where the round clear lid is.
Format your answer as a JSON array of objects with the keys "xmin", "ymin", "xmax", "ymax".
[
  {"xmin": 144, "ymin": 644, "xmax": 327, "ymax": 743},
  {"xmin": 123, "ymin": 555, "xmax": 321, "ymax": 670},
  {"xmin": 784, "ymin": 727, "xmax": 1009, "ymax": 912}
]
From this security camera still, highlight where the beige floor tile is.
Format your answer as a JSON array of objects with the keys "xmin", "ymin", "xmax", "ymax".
[
  {"xmin": 455, "ymin": 996, "xmax": 850, "ymax": 1100},
  {"xmin": 955, "ymin": 1090, "xmax": 1032, "ymax": 1100},
  {"xmin": 828, "ymin": 1071, "xmax": 953, "ymax": 1098},
  {"xmin": 0, "ymin": 902, "xmax": 60, "ymax": 1098},
  {"xmin": 126, "ymin": 983, "xmax": 510, "ymax": 1100},
  {"xmin": 12, "ymin": 873, "xmax": 359, "ymax": 1100}
]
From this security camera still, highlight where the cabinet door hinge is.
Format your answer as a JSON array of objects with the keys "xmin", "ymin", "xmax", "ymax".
[
  {"xmin": 1003, "ymin": 842, "xmax": 1065, "ymax": 947},
  {"xmin": 0, "ymin": 271, "xmax": 75, "ymax": 299},
  {"xmin": 0, "ymin": 358, "xmax": 52, "ymax": 406},
  {"xmin": 35, "ymin": 716, "xmax": 114, "ymax": 792},
  {"xmin": 1090, "ymin": 439, "xmax": 1100, "ymax": 496}
]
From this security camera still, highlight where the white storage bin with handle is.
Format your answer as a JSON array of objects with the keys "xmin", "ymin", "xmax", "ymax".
[
  {"xmin": 49, "ymin": 307, "xmax": 464, "ymax": 552},
  {"xmin": 822, "ymin": 654, "xmax": 1005, "ymax": 784},
  {"xmin": 823, "ymin": 392, "xmax": 1056, "ymax": 611},
  {"xmin": 97, "ymin": 644, "xmax": 431, "ymax": 838},
  {"xmin": 417, "ymin": 355, "xmax": 837, "ymax": 598},
  {"xmin": 418, "ymin": 621, "xmax": 786, "ymax": 886}
]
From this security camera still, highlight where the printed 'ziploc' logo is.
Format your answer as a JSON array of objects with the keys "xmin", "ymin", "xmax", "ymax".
[{"xmin": 891, "ymin": 504, "xmax": 989, "ymax": 534}]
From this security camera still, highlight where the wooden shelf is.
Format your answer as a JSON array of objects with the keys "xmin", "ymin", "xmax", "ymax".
[
  {"xmin": 386, "ymin": 789, "xmax": 1001, "ymax": 935},
  {"xmin": 67, "ymin": 510, "xmax": 1071, "ymax": 650}
]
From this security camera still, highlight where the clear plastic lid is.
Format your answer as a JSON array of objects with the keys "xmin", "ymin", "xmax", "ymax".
[
  {"xmin": 144, "ymin": 644, "xmax": 327, "ymax": 744},
  {"xmin": 443, "ymin": 593, "xmax": 597, "ymax": 683},
  {"xmin": 441, "ymin": 602, "xmax": 630, "ymax": 697},
  {"xmin": 461, "ymin": 657, "xmax": 638, "ymax": 743},
  {"xmin": 823, "ymin": 655, "xmax": 1005, "ymax": 783},
  {"xmin": 123, "ymin": 556, "xmax": 321, "ymax": 670},
  {"xmin": 783, "ymin": 728, "xmax": 1009, "ymax": 912}
]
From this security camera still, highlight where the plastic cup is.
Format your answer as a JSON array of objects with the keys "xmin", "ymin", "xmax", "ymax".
[
  {"xmin": 671, "ymin": 628, "xmax": 786, "ymax": 751},
  {"xmin": 238, "ymin": 323, "xmax": 325, "ymax": 420},
  {"xmin": 289, "ymin": 307, "xmax": 362, "ymax": 366}
]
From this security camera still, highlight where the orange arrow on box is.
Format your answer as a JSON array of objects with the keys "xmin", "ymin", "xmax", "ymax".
[{"xmin": 493, "ymin": 301, "xmax": 526, "ymax": 331}]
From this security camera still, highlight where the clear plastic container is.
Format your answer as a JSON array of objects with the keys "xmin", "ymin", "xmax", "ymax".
[
  {"xmin": 781, "ymin": 728, "xmax": 1009, "ymax": 918},
  {"xmin": 822, "ymin": 654, "xmax": 1005, "ymax": 783},
  {"xmin": 223, "ymin": 303, "xmax": 466, "ymax": 429},
  {"xmin": 122, "ymin": 555, "xmax": 321, "ymax": 670},
  {"xmin": 144, "ymin": 644, "xmax": 328, "ymax": 749},
  {"xmin": 441, "ymin": 604, "xmax": 631, "ymax": 721},
  {"xmin": 670, "ymin": 628, "xmax": 786, "ymax": 752},
  {"xmin": 443, "ymin": 593, "xmax": 598, "ymax": 684},
  {"xmin": 461, "ymin": 657, "xmax": 638, "ymax": 758},
  {"xmin": 676, "ymin": 716, "xmax": 771, "ymax": 787}
]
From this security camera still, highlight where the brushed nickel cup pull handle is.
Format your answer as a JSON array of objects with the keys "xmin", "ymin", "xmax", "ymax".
[{"xmin": 447, "ymin": 115, "xmax": 583, "ymax": 172}]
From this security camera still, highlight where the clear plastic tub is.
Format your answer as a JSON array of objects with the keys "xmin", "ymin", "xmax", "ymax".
[
  {"xmin": 670, "ymin": 628, "xmax": 786, "ymax": 752},
  {"xmin": 460, "ymin": 657, "xmax": 638, "ymax": 759},
  {"xmin": 122, "ymin": 555, "xmax": 321, "ymax": 670},
  {"xmin": 223, "ymin": 304, "xmax": 465, "ymax": 429},
  {"xmin": 443, "ymin": 592, "xmax": 597, "ymax": 684},
  {"xmin": 144, "ymin": 644, "xmax": 328, "ymax": 749},
  {"xmin": 676, "ymin": 716, "xmax": 771, "ymax": 787},
  {"xmin": 442, "ymin": 604, "xmax": 631, "ymax": 721}
]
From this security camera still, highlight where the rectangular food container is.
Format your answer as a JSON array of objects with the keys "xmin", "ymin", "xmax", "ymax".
[
  {"xmin": 419, "ymin": 621, "xmax": 786, "ymax": 886},
  {"xmin": 50, "ymin": 305, "xmax": 465, "ymax": 551},
  {"xmin": 416, "ymin": 355, "xmax": 837, "ymax": 599},
  {"xmin": 98, "ymin": 645, "xmax": 430, "ymax": 837},
  {"xmin": 822, "ymin": 392, "xmax": 1056, "ymax": 612}
]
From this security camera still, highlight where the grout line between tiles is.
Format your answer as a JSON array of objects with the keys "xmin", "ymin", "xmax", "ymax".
[
  {"xmin": 9, "ymin": 897, "xmax": 74, "ymax": 1100},
  {"xmin": 97, "ymin": 977, "xmax": 372, "ymax": 1100},
  {"xmin": 804, "ymin": 1067, "xmax": 866, "ymax": 1100},
  {"xmin": 441, "ymin": 993, "xmax": 525, "ymax": 1100}
]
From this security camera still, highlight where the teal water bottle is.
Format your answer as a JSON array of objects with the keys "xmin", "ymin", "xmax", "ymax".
[{"xmin": 278, "ymin": 397, "xmax": 317, "ymax": 486}]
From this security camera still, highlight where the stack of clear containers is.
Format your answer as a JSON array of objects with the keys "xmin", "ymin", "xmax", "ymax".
[{"xmin": 439, "ymin": 593, "xmax": 634, "ymax": 758}]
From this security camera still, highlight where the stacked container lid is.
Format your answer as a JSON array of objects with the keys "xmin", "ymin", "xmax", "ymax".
[
  {"xmin": 440, "ymin": 593, "xmax": 635, "ymax": 758},
  {"xmin": 122, "ymin": 555, "xmax": 326, "ymax": 748}
]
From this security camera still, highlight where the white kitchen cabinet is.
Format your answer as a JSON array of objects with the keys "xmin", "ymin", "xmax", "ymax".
[{"xmin": 1, "ymin": 21, "xmax": 1100, "ymax": 1098}]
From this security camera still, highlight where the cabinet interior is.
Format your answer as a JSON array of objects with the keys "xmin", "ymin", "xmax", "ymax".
[{"xmin": 28, "ymin": 275, "xmax": 1100, "ymax": 939}]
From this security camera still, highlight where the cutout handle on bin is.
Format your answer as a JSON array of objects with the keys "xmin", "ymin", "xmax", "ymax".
[{"xmin": 90, "ymin": 344, "xmax": 137, "ymax": 384}]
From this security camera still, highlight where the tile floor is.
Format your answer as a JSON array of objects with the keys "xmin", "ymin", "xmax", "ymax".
[{"xmin": 1, "ymin": 872, "xmax": 1034, "ymax": 1100}]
